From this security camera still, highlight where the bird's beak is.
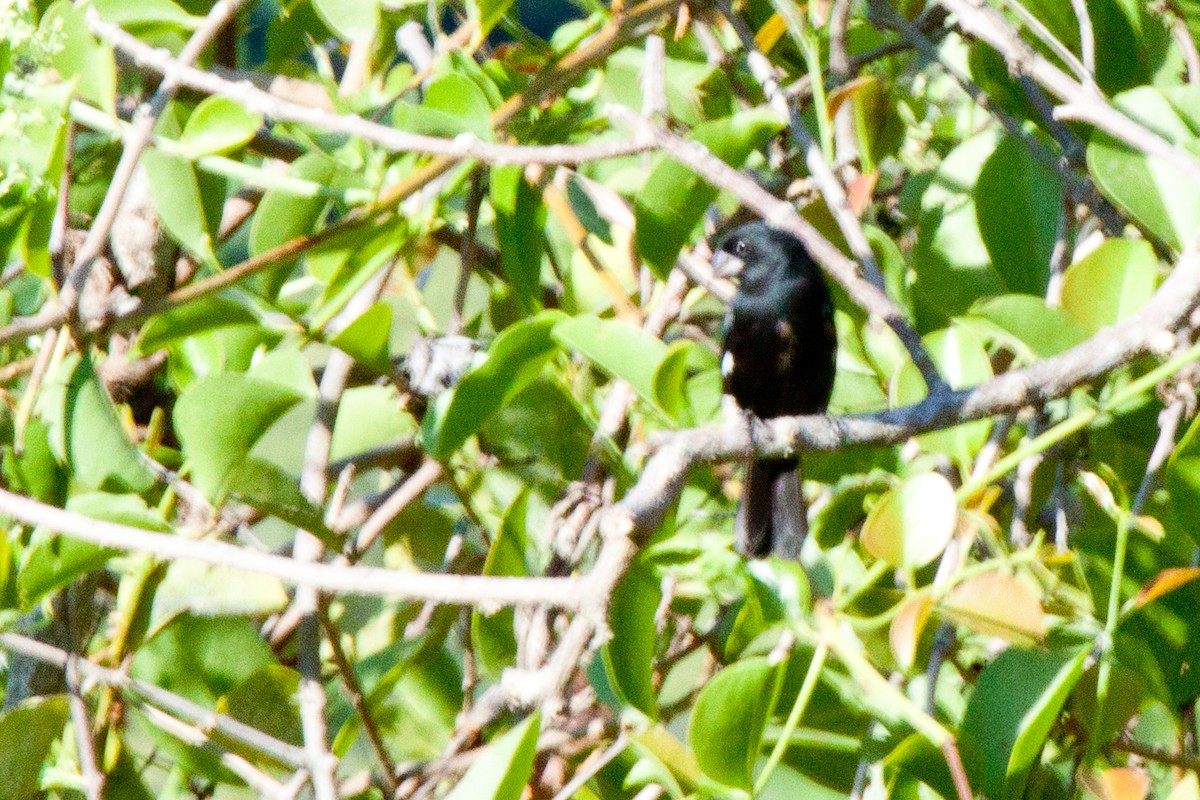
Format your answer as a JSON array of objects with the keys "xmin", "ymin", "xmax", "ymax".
[{"xmin": 712, "ymin": 250, "xmax": 745, "ymax": 279}]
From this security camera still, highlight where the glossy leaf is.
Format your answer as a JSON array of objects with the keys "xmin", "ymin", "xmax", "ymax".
[
  {"xmin": 444, "ymin": 712, "xmax": 541, "ymax": 800},
  {"xmin": 173, "ymin": 374, "xmax": 305, "ymax": 500},
  {"xmin": 0, "ymin": 697, "xmax": 70, "ymax": 800},
  {"xmin": 329, "ymin": 302, "xmax": 393, "ymax": 374},
  {"xmin": 394, "ymin": 73, "xmax": 494, "ymax": 141},
  {"xmin": 249, "ymin": 152, "xmax": 338, "ymax": 296},
  {"xmin": 40, "ymin": 1, "xmax": 116, "ymax": 113},
  {"xmin": 143, "ymin": 147, "xmax": 219, "ymax": 269},
  {"xmin": 225, "ymin": 456, "xmax": 340, "ymax": 548},
  {"xmin": 491, "ymin": 165, "xmax": 546, "ymax": 308},
  {"xmin": 37, "ymin": 354, "xmax": 155, "ymax": 493},
  {"xmin": 1061, "ymin": 239, "xmax": 1157, "ymax": 335},
  {"xmin": 135, "ymin": 296, "xmax": 260, "ymax": 355},
  {"xmin": 313, "ymin": 0, "xmax": 379, "ymax": 41},
  {"xmin": 860, "ymin": 472, "xmax": 957, "ymax": 569},
  {"xmin": 552, "ymin": 314, "xmax": 668, "ymax": 414},
  {"xmin": 635, "ymin": 109, "xmax": 785, "ymax": 276},
  {"xmin": 93, "ymin": 0, "xmax": 201, "ymax": 28},
  {"xmin": 959, "ymin": 647, "xmax": 1088, "ymax": 800},
  {"xmin": 1088, "ymin": 87, "xmax": 1200, "ymax": 250},
  {"xmin": 18, "ymin": 493, "xmax": 166, "ymax": 608},
  {"xmin": 604, "ymin": 563, "xmax": 661, "ymax": 717},
  {"xmin": 975, "ymin": 135, "xmax": 1061, "ymax": 296},
  {"xmin": 472, "ymin": 492, "xmax": 528, "ymax": 678},
  {"xmin": 424, "ymin": 311, "xmax": 564, "ymax": 459},
  {"xmin": 689, "ymin": 656, "xmax": 781, "ymax": 790},
  {"xmin": 149, "ymin": 560, "xmax": 288, "ymax": 630},
  {"xmin": 963, "ymin": 294, "xmax": 1087, "ymax": 360},
  {"xmin": 911, "ymin": 130, "xmax": 1003, "ymax": 329},
  {"xmin": 177, "ymin": 96, "xmax": 263, "ymax": 159}
]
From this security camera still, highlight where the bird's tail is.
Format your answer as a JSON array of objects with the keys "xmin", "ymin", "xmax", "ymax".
[{"xmin": 735, "ymin": 457, "xmax": 806, "ymax": 559}]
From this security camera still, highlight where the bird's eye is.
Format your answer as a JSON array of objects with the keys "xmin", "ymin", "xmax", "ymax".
[{"xmin": 733, "ymin": 239, "xmax": 747, "ymax": 256}]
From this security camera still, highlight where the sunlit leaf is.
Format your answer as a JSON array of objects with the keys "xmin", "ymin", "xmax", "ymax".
[
  {"xmin": 890, "ymin": 595, "xmax": 933, "ymax": 672},
  {"xmin": 444, "ymin": 712, "xmax": 541, "ymax": 800},
  {"xmin": 861, "ymin": 472, "xmax": 957, "ymax": 569},
  {"xmin": 689, "ymin": 657, "xmax": 781, "ymax": 790},
  {"xmin": 941, "ymin": 572, "xmax": 1046, "ymax": 646}
]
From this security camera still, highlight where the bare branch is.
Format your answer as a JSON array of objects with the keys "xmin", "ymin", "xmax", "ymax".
[
  {"xmin": 0, "ymin": 633, "xmax": 307, "ymax": 768},
  {"xmin": 0, "ymin": 487, "xmax": 582, "ymax": 607},
  {"xmin": 88, "ymin": 17, "xmax": 656, "ymax": 167}
]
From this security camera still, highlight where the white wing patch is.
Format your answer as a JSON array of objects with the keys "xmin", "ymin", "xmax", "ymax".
[{"xmin": 721, "ymin": 350, "xmax": 735, "ymax": 378}]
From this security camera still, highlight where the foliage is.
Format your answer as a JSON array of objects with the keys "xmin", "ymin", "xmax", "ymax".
[{"xmin": 0, "ymin": 0, "xmax": 1199, "ymax": 798}]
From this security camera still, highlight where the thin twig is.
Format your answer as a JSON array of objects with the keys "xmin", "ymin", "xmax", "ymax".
[
  {"xmin": 66, "ymin": 656, "xmax": 105, "ymax": 800},
  {"xmin": 63, "ymin": 1, "xmax": 245, "ymax": 316},
  {"xmin": 319, "ymin": 602, "xmax": 400, "ymax": 795},
  {"xmin": 351, "ymin": 459, "xmax": 445, "ymax": 557},
  {"xmin": 88, "ymin": 17, "xmax": 657, "ymax": 166},
  {"xmin": 0, "ymin": 633, "xmax": 306, "ymax": 767}
]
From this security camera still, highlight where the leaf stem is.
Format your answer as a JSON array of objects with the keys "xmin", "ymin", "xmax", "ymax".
[{"xmin": 754, "ymin": 641, "xmax": 828, "ymax": 796}]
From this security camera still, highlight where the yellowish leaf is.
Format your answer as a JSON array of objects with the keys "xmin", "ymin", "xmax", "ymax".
[
  {"xmin": 755, "ymin": 14, "xmax": 787, "ymax": 54},
  {"xmin": 826, "ymin": 75, "xmax": 876, "ymax": 119},
  {"xmin": 1136, "ymin": 567, "xmax": 1200, "ymax": 607},
  {"xmin": 941, "ymin": 572, "xmax": 1046, "ymax": 646},
  {"xmin": 861, "ymin": 472, "xmax": 957, "ymax": 568},
  {"xmin": 890, "ymin": 595, "xmax": 933, "ymax": 672}
]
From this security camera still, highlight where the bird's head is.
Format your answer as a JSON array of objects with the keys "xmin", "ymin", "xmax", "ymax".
[{"xmin": 711, "ymin": 221, "xmax": 815, "ymax": 293}]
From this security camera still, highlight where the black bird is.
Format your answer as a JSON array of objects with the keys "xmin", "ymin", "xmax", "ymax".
[{"xmin": 715, "ymin": 222, "xmax": 837, "ymax": 559}]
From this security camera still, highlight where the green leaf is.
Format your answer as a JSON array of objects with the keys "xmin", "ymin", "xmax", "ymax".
[
  {"xmin": 250, "ymin": 152, "xmax": 338, "ymax": 296},
  {"xmin": 491, "ymin": 165, "xmax": 546, "ymax": 308},
  {"xmin": 329, "ymin": 302, "xmax": 393, "ymax": 374},
  {"xmin": 975, "ymin": 135, "xmax": 1062, "ymax": 296},
  {"xmin": 224, "ymin": 665, "xmax": 303, "ymax": 747},
  {"xmin": 393, "ymin": 73, "xmax": 494, "ymax": 141},
  {"xmin": 635, "ymin": 109, "xmax": 785, "ymax": 276},
  {"xmin": 472, "ymin": 492, "xmax": 528, "ymax": 678},
  {"xmin": 225, "ymin": 457, "xmax": 340, "ymax": 549},
  {"xmin": 39, "ymin": 1, "xmax": 116, "ymax": 113},
  {"xmin": 312, "ymin": 0, "xmax": 379, "ymax": 41},
  {"xmin": 150, "ymin": 559, "xmax": 288, "ymax": 630},
  {"xmin": 143, "ymin": 147, "xmax": 219, "ymax": 269},
  {"xmin": 0, "ymin": 696, "xmax": 70, "ymax": 800},
  {"xmin": 37, "ymin": 354, "xmax": 155, "ymax": 493},
  {"xmin": 963, "ymin": 294, "xmax": 1087, "ymax": 359},
  {"xmin": 552, "ymin": 314, "xmax": 668, "ymax": 413},
  {"xmin": 134, "ymin": 296, "xmax": 260, "ymax": 356},
  {"xmin": 892, "ymin": 326, "xmax": 993, "ymax": 463},
  {"xmin": 603, "ymin": 563, "xmax": 661, "ymax": 718},
  {"xmin": 911, "ymin": 130, "xmax": 1003, "ymax": 329},
  {"xmin": 3, "ymin": 419, "xmax": 67, "ymax": 506},
  {"xmin": 1088, "ymin": 87, "xmax": 1200, "ymax": 251},
  {"xmin": 860, "ymin": 472, "xmax": 957, "ymax": 569},
  {"xmin": 958, "ymin": 647, "xmax": 1088, "ymax": 800},
  {"xmin": 93, "ymin": 0, "xmax": 202, "ymax": 29},
  {"xmin": 444, "ymin": 712, "xmax": 541, "ymax": 800},
  {"xmin": 478, "ymin": 0, "xmax": 517, "ymax": 36},
  {"xmin": 424, "ymin": 311, "xmax": 565, "ymax": 459},
  {"xmin": 132, "ymin": 615, "xmax": 274, "ymax": 706},
  {"xmin": 177, "ymin": 96, "xmax": 263, "ymax": 159},
  {"xmin": 689, "ymin": 656, "xmax": 781, "ymax": 790},
  {"xmin": 330, "ymin": 385, "xmax": 416, "ymax": 463},
  {"xmin": 173, "ymin": 374, "xmax": 305, "ymax": 500},
  {"xmin": 18, "ymin": 494, "xmax": 168, "ymax": 609},
  {"xmin": 653, "ymin": 340, "xmax": 695, "ymax": 424},
  {"xmin": 1060, "ymin": 239, "xmax": 1157, "ymax": 335}
]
